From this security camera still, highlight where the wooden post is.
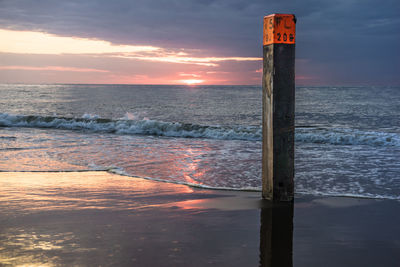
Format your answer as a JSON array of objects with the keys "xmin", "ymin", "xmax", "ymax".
[{"xmin": 262, "ymin": 14, "xmax": 296, "ymax": 201}]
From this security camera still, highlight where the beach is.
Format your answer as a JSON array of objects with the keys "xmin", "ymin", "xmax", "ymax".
[
  {"xmin": 1, "ymin": 0, "xmax": 399, "ymax": 265},
  {"xmin": 1, "ymin": 171, "xmax": 399, "ymax": 266}
]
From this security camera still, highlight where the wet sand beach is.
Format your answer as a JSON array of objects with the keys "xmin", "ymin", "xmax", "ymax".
[{"xmin": 0, "ymin": 171, "xmax": 399, "ymax": 266}]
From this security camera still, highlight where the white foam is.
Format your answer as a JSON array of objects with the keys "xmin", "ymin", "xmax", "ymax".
[
  {"xmin": 295, "ymin": 189, "xmax": 400, "ymax": 200},
  {"xmin": 296, "ymin": 127, "xmax": 400, "ymax": 147},
  {"xmin": 0, "ymin": 113, "xmax": 261, "ymax": 141},
  {"xmin": 81, "ymin": 113, "xmax": 99, "ymax": 120},
  {"xmin": 1, "ymin": 113, "xmax": 399, "ymax": 146},
  {"xmin": 109, "ymin": 168, "xmax": 400, "ymax": 200},
  {"xmin": 108, "ymin": 168, "xmax": 261, "ymax": 192}
]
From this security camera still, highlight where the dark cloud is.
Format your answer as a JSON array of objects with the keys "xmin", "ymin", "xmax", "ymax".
[{"xmin": 0, "ymin": 0, "xmax": 399, "ymax": 85}]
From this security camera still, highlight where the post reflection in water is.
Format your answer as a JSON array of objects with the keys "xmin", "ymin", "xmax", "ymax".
[{"xmin": 259, "ymin": 202, "xmax": 294, "ymax": 267}]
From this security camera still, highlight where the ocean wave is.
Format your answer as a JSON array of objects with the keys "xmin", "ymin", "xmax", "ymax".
[
  {"xmin": 1, "ymin": 113, "xmax": 399, "ymax": 146},
  {"xmin": 296, "ymin": 127, "xmax": 400, "ymax": 147},
  {"xmin": 0, "ymin": 113, "xmax": 261, "ymax": 141}
]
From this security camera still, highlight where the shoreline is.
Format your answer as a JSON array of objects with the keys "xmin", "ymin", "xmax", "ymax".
[
  {"xmin": 0, "ymin": 171, "xmax": 399, "ymax": 266},
  {"xmin": 3, "ymin": 169, "xmax": 397, "ymax": 201}
]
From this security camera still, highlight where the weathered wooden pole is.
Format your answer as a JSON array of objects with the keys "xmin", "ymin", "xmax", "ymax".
[{"xmin": 262, "ymin": 14, "xmax": 296, "ymax": 201}]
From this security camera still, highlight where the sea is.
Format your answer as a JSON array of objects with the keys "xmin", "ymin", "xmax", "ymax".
[{"xmin": 1, "ymin": 84, "xmax": 399, "ymax": 200}]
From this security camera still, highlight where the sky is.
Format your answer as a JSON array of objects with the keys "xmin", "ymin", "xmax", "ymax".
[{"xmin": 0, "ymin": 0, "xmax": 399, "ymax": 85}]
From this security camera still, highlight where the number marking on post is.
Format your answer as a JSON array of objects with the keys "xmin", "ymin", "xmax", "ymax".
[{"xmin": 263, "ymin": 14, "xmax": 296, "ymax": 45}]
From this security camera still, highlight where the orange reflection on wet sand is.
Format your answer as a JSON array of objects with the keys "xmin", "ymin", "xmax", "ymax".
[
  {"xmin": 168, "ymin": 193, "xmax": 261, "ymax": 211},
  {"xmin": 0, "ymin": 227, "xmax": 96, "ymax": 266},
  {"xmin": 0, "ymin": 171, "xmax": 198, "ymax": 266},
  {"xmin": 0, "ymin": 171, "xmax": 264, "ymax": 267},
  {"xmin": 0, "ymin": 171, "xmax": 193, "ymax": 215}
]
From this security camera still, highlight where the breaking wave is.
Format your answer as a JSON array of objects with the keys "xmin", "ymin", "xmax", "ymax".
[
  {"xmin": 1, "ymin": 113, "xmax": 399, "ymax": 146},
  {"xmin": 296, "ymin": 127, "xmax": 400, "ymax": 147},
  {"xmin": 0, "ymin": 113, "xmax": 261, "ymax": 141}
]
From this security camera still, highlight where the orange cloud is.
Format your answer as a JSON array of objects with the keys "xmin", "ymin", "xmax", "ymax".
[
  {"xmin": 179, "ymin": 73, "xmax": 201, "ymax": 77},
  {"xmin": 0, "ymin": 29, "xmax": 159, "ymax": 55},
  {"xmin": 118, "ymin": 54, "xmax": 261, "ymax": 67},
  {"xmin": 0, "ymin": 65, "xmax": 109, "ymax": 73},
  {"xmin": 0, "ymin": 29, "xmax": 262, "ymax": 85},
  {"xmin": 0, "ymin": 29, "xmax": 261, "ymax": 67}
]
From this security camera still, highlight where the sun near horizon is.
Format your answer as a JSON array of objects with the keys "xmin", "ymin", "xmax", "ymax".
[{"xmin": 179, "ymin": 79, "xmax": 205, "ymax": 85}]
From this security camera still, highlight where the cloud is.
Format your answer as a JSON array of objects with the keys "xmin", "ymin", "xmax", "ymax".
[
  {"xmin": 0, "ymin": 49, "xmax": 262, "ymax": 85},
  {"xmin": 0, "ymin": 29, "xmax": 261, "ymax": 68},
  {"xmin": 0, "ymin": 0, "xmax": 399, "ymax": 84},
  {"xmin": 0, "ymin": 65, "xmax": 109, "ymax": 73},
  {"xmin": 0, "ymin": 29, "xmax": 159, "ymax": 55},
  {"xmin": 117, "ymin": 54, "xmax": 261, "ymax": 67}
]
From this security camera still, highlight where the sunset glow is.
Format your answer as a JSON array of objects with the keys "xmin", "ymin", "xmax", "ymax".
[
  {"xmin": 0, "ymin": 29, "xmax": 159, "ymax": 55},
  {"xmin": 0, "ymin": 65, "xmax": 109, "ymax": 73},
  {"xmin": 0, "ymin": 0, "xmax": 397, "ymax": 86},
  {"xmin": 180, "ymin": 79, "xmax": 205, "ymax": 85},
  {"xmin": 0, "ymin": 28, "xmax": 262, "ymax": 84},
  {"xmin": 0, "ymin": 29, "xmax": 261, "ymax": 66},
  {"xmin": 121, "ymin": 55, "xmax": 261, "ymax": 67}
]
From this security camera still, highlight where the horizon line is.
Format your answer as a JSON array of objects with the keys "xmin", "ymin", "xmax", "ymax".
[{"xmin": 1, "ymin": 82, "xmax": 399, "ymax": 87}]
